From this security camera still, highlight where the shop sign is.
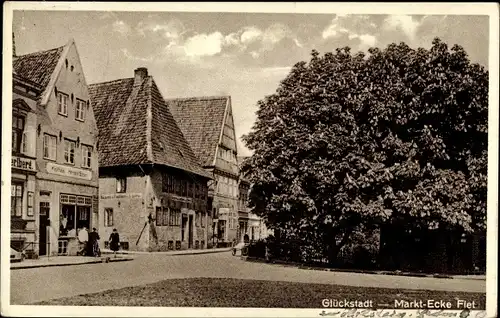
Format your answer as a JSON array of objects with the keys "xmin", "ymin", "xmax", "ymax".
[
  {"xmin": 11, "ymin": 156, "xmax": 36, "ymax": 172},
  {"xmin": 46, "ymin": 163, "xmax": 92, "ymax": 180},
  {"xmin": 170, "ymin": 194, "xmax": 193, "ymax": 204},
  {"xmin": 100, "ymin": 193, "xmax": 142, "ymax": 200}
]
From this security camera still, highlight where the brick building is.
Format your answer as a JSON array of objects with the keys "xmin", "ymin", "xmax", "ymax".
[
  {"xmin": 168, "ymin": 96, "xmax": 240, "ymax": 246},
  {"xmin": 89, "ymin": 68, "xmax": 212, "ymax": 252},
  {"xmin": 12, "ymin": 39, "xmax": 99, "ymax": 256}
]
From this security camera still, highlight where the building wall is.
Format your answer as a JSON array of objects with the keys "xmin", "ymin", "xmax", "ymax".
[
  {"xmin": 149, "ymin": 168, "xmax": 210, "ymax": 250},
  {"xmin": 34, "ymin": 43, "xmax": 99, "ymax": 256},
  {"xmin": 98, "ymin": 166, "xmax": 210, "ymax": 252},
  {"xmin": 98, "ymin": 169, "xmax": 149, "ymax": 252},
  {"xmin": 11, "ymin": 88, "xmax": 39, "ymax": 255}
]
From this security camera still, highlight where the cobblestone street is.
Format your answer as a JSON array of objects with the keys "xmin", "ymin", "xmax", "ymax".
[{"xmin": 11, "ymin": 251, "xmax": 485, "ymax": 305}]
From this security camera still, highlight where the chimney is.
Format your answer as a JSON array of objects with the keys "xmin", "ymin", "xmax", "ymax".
[
  {"xmin": 134, "ymin": 67, "xmax": 148, "ymax": 85},
  {"xmin": 12, "ymin": 32, "xmax": 16, "ymax": 57}
]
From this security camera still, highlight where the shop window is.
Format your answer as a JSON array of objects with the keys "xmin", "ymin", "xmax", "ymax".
[
  {"xmin": 57, "ymin": 92, "xmax": 68, "ymax": 116},
  {"xmin": 82, "ymin": 144, "xmax": 92, "ymax": 168},
  {"xmin": 60, "ymin": 204, "xmax": 75, "ymax": 236},
  {"xmin": 76, "ymin": 206, "xmax": 90, "ymax": 230},
  {"xmin": 75, "ymin": 99, "xmax": 86, "ymax": 121},
  {"xmin": 64, "ymin": 139, "xmax": 76, "ymax": 164},
  {"xmin": 105, "ymin": 208, "xmax": 114, "ymax": 227},
  {"xmin": 12, "ymin": 115, "xmax": 25, "ymax": 154},
  {"xmin": 11, "ymin": 183, "xmax": 23, "ymax": 217},
  {"xmin": 116, "ymin": 177, "xmax": 126, "ymax": 193},
  {"xmin": 43, "ymin": 134, "xmax": 57, "ymax": 160}
]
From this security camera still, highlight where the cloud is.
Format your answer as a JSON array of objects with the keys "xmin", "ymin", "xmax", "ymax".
[
  {"xmin": 241, "ymin": 26, "xmax": 263, "ymax": 44},
  {"xmin": 183, "ymin": 32, "xmax": 225, "ymax": 57},
  {"xmin": 322, "ymin": 15, "xmax": 377, "ymax": 50},
  {"xmin": 112, "ymin": 20, "xmax": 131, "ymax": 35},
  {"xmin": 137, "ymin": 18, "xmax": 186, "ymax": 40},
  {"xmin": 120, "ymin": 48, "xmax": 153, "ymax": 62},
  {"xmin": 383, "ymin": 15, "xmax": 421, "ymax": 40}
]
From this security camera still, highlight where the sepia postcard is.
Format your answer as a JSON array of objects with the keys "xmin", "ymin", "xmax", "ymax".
[{"xmin": 1, "ymin": 2, "xmax": 498, "ymax": 318}]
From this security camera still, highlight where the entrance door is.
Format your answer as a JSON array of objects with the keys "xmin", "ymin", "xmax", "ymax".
[
  {"xmin": 188, "ymin": 215, "xmax": 194, "ymax": 248},
  {"xmin": 39, "ymin": 202, "xmax": 50, "ymax": 256},
  {"xmin": 181, "ymin": 215, "xmax": 188, "ymax": 242}
]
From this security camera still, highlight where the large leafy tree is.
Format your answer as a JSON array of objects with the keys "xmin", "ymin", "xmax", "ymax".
[{"xmin": 242, "ymin": 38, "xmax": 488, "ymax": 265}]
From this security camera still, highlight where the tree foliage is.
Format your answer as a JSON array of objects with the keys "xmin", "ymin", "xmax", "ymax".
[{"xmin": 242, "ymin": 38, "xmax": 488, "ymax": 264}]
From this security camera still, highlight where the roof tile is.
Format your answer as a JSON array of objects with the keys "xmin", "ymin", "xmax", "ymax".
[
  {"xmin": 167, "ymin": 96, "xmax": 228, "ymax": 167},
  {"xmin": 13, "ymin": 46, "xmax": 64, "ymax": 91}
]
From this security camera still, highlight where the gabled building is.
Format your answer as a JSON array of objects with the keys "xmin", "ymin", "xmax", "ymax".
[
  {"xmin": 12, "ymin": 39, "xmax": 99, "ymax": 256},
  {"xmin": 168, "ymin": 96, "xmax": 240, "ymax": 246},
  {"xmin": 89, "ymin": 68, "xmax": 212, "ymax": 251},
  {"xmin": 237, "ymin": 156, "xmax": 270, "ymax": 242}
]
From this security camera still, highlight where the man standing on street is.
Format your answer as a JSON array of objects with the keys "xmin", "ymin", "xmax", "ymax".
[{"xmin": 88, "ymin": 228, "xmax": 100, "ymax": 257}]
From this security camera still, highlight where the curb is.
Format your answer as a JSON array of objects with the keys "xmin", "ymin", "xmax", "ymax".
[
  {"xmin": 10, "ymin": 257, "xmax": 133, "ymax": 270},
  {"xmin": 101, "ymin": 248, "xmax": 232, "ymax": 256},
  {"xmin": 243, "ymin": 257, "xmax": 484, "ymax": 280}
]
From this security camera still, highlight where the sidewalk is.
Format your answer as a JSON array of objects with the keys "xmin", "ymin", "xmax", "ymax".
[
  {"xmin": 100, "ymin": 247, "xmax": 232, "ymax": 256},
  {"xmin": 242, "ymin": 256, "xmax": 486, "ymax": 281},
  {"xmin": 11, "ymin": 255, "xmax": 133, "ymax": 270}
]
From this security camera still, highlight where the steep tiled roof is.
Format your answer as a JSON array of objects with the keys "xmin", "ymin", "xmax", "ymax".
[
  {"xmin": 89, "ymin": 75, "xmax": 211, "ymax": 179},
  {"xmin": 167, "ymin": 96, "xmax": 229, "ymax": 168},
  {"xmin": 89, "ymin": 78, "xmax": 149, "ymax": 167},
  {"xmin": 13, "ymin": 46, "xmax": 64, "ymax": 90}
]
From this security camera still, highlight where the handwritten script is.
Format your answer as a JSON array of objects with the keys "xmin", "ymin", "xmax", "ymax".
[{"xmin": 318, "ymin": 309, "xmax": 487, "ymax": 318}]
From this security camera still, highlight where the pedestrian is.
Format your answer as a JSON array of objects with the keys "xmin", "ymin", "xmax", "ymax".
[
  {"xmin": 109, "ymin": 228, "xmax": 120, "ymax": 258},
  {"xmin": 89, "ymin": 227, "xmax": 100, "ymax": 257},
  {"xmin": 78, "ymin": 227, "xmax": 89, "ymax": 256}
]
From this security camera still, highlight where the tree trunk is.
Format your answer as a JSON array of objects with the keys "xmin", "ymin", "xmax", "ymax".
[{"xmin": 327, "ymin": 229, "xmax": 353, "ymax": 267}]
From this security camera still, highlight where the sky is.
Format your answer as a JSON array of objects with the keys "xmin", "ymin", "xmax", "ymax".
[{"xmin": 12, "ymin": 11, "xmax": 489, "ymax": 156}]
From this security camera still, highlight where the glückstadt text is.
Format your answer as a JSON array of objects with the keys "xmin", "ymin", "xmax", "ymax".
[{"xmin": 322, "ymin": 299, "xmax": 373, "ymax": 308}]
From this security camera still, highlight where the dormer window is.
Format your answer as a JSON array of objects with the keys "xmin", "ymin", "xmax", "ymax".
[
  {"xmin": 75, "ymin": 99, "xmax": 86, "ymax": 121},
  {"xmin": 58, "ymin": 92, "xmax": 68, "ymax": 116}
]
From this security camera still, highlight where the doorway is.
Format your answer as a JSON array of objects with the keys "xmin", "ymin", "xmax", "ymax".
[
  {"xmin": 39, "ymin": 202, "xmax": 50, "ymax": 256},
  {"xmin": 188, "ymin": 215, "xmax": 194, "ymax": 248}
]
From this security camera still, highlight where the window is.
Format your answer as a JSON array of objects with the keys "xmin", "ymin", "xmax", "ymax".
[
  {"xmin": 187, "ymin": 181, "xmax": 193, "ymax": 198},
  {"xmin": 105, "ymin": 208, "xmax": 113, "ymax": 227},
  {"xmin": 195, "ymin": 212, "xmax": 200, "ymax": 227},
  {"xmin": 169, "ymin": 208, "xmax": 180, "ymax": 226},
  {"xmin": 12, "ymin": 115, "xmax": 24, "ymax": 154},
  {"xmin": 162, "ymin": 207, "xmax": 169, "ymax": 226},
  {"xmin": 82, "ymin": 145, "xmax": 92, "ymax": 168},
  {"xmin": 162, "ymin": 173, "xmax": 174, "ymax": 193},
  {"xmin": 181, "ymin": 180, "xmax": 187, "ymax": 197},
  {"xmin": 22, "ymin": 132, "xmax": 28, "ymax": 154},
  {"xmin": 58, "ymin": 92, "xmax": 68, "ymax": 115},
  {"xmin": 27, "ymin": 191, "xmax": 34, "ymax": 217},
  {"xmin": 75, "ymin": 99, "xmax": 86, "ymax": 121},
  {"xmin": 156, "ymin": 207, "xmax": 163, "ymax": 226},
  {"xmin": 64, "ymin": 139, "xmax": 75, "ymax": 164},
  {"xmin": 116, "ymin": 177, "xmax": 127, "ymax": 193},
  {"xmin": 201, "ymin": 212, "xmax": 206, "ymax": 228},
  {"xmin": 11, "ymin": 183, "xmax": 23, "ymax": 217},
  {"xmin": 43, "ymin": 134, "xmax": 57, "ymax": 160}
]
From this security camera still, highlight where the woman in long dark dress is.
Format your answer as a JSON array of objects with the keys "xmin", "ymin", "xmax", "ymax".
[{"xmin": 109, "ymin": 228, "xmax": 120, "ymax": 257}]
